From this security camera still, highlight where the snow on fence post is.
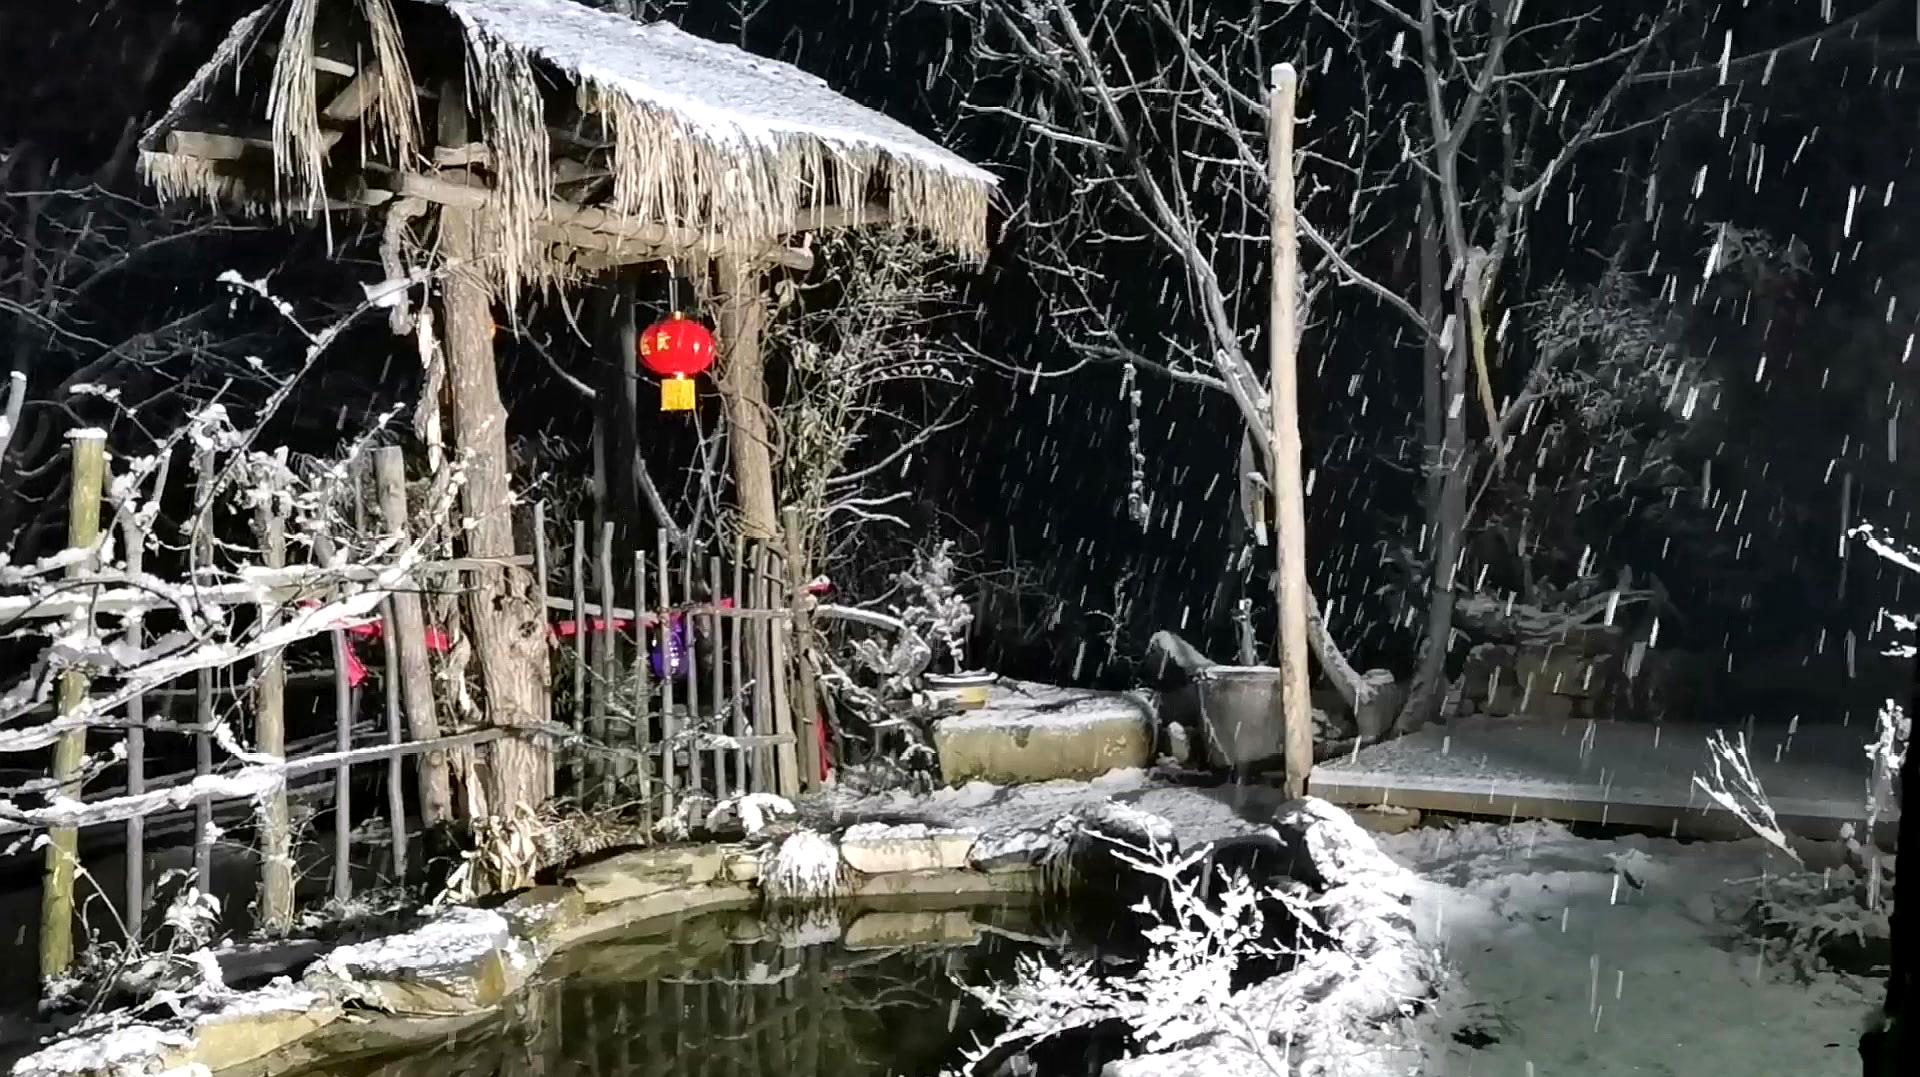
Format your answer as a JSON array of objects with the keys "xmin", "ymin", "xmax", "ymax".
[
  {"xmin": 189, "ymin": 448, "xmax": 217, "ymax": 890},
  {"xmin": 39, "ymin": 428, "xmax": 105, "ymax": 984},
  {"xmin": 252, "ymin": 481, "xmax": 295, "ymax": 933},
  {"xmin": 783, "ymin": 506, "xmax": 822, "ymax": 793},
  {"xmin": 373, "ymin": 447, "xmax": 450, "ymax": 826}
]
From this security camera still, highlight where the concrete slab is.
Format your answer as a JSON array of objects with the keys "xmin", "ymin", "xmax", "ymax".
[
  {"xmin": 933, "ymin": 680, "xmax": 1153, "ymax": 785},
  {"xmin": 1311, "ymin": 716, "xmax": 1895, "ymax": 842}
]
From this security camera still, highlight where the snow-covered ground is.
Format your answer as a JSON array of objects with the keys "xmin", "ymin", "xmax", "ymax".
[{"xmin": 1382, "ymin": 821, "xmax": 1878, "ymax": 1077}]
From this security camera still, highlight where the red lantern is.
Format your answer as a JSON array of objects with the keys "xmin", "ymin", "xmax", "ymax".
[{"xmin": 638, "ymin": 312, "xmax": 717, "ymax": 412}]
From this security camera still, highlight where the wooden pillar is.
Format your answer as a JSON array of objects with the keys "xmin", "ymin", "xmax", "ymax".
[
  {"xmin": 783, "ymin": 506, "xmax": 822, "ymax": 790},
  {"xmin": 437, "ymin": 81, "xmax": 551, "ymax": 818},
  {"xmin": 716, "ymin": 255, "xmax": 779, "ymax": 541},
  {"xmin": 373, "ymin": 446, "xmax": 452, "ymax": 824},
  {"xmin": 253, "ymin": 488, "xmax": 294, "ymax": 933},
  {"xmin": 1268, "ymin": 63, "xmax": 1313, "ymax": 800},
  {"xmin": 41, "ymin": 429, "xmax": 104, "ymax": 982}
]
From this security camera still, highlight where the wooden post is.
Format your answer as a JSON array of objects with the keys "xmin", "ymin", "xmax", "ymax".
[
  {"xmin": 571, "ymin": 518, "xmax": 589, "ymax": 795},
  {"xmin": 40, "ymin": 429, "xmax": 104, "ymax": 983},
  {"xmin": 729, "ymin": 537, "xmax": 748, "ymax": 795},
  {"xmin": 716, "ymin": 256, "xmax": 779, "ymax": 541},
  {"xmin": 372, "ymin": 447, "xmax": 451, "ymax": 824},
  {"xmin": 707, "ymin": 553, "xmax": 727, "ymax": 798},
  {"xmin": 252, "ymin": 490, "xmax": 295, "ymax": 933},
  {"xmin": 190, "ymin": 449, "xmax": 216, "ymax": 887},
  {"xmin": 595, "ymin": 520, "xmax": 616, "ymax": 803},
  {"xmin": 656, "ymin": 530, "xmax": 678, "ymax": 815},
  {"xmin": 437, "ymin": 76, "xmax": 552, "ymax": 817},
  {"xmin": 120, "ymin": 500, "xmax": 149, "ymax": 938},
  {"xmin": 1269, "ymin": 63, "xmax": 1313, "ymax": 801},
  {"xmin": 632, "ymin": 548, "xmax": 653, "ymax": 828},
  {"xmin": 782, "ymin": 507, "xmax": 822, "ymax": 792},
  {"xmin": 313, "ymin": 519, "xmax": 354, "ymax": 905},
  {"xmin": 764, "ymin": 545, "xmax": 799, "ymax": 798}
]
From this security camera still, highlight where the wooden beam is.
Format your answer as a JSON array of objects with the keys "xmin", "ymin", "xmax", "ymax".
[
  {"xmin": 369, "ymin": 171, "xmax": 815, "ymax": 270},
  {"xmin": 783, "ymin": 203, "xmax": 893, "ymax": 234}
]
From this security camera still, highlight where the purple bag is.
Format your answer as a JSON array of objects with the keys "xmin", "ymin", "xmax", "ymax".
[{"xmin": 649, "ymin": 613, "xmax": 692, "ymax": 680}]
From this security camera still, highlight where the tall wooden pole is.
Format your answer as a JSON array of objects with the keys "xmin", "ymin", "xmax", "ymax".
[
  {"xmin": 437, "ymin": 77, "xmax": 552, "ymax": 817},
  {"xmin": 41, "ymin": 429, "xmax": 104, "ymax": 982},
  {"xmin": 373, "ymin": 446, "xmax": 451, "ymax": 825},
  {"xmin": 1269, "ymin": 63, "xmax": 1313, "ymax": 800},
  {"xmin": 253, "ymin": 488, "xmax": 294, "ymax": 933},
  {"xmin": 716, "ymin": 255, "xmax": 779, "ymax": 541}
]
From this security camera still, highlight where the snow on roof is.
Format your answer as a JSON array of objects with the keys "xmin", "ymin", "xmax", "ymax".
[
  {"xmin": 140, "ymin": 0, "xmax": 994, "ymax": 288},
  {"xmin": 436, "ymin": 0, "xmax": 993, "ymax": 189}
]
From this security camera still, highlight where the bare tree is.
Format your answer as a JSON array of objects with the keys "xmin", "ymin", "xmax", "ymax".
[{"xmin": 934, "ymin": 0, "xmax": 1701, "ymax": 735}]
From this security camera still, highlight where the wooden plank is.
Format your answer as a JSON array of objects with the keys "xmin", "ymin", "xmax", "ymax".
[{"xmin": 40, "ymin": 431, "xmax": 104, "ymax": 982}]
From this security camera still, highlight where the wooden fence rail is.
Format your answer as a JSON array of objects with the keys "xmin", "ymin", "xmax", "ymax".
[{"xmin": 3, "ymin": 436, "xmax": 838, "ymax": 986}]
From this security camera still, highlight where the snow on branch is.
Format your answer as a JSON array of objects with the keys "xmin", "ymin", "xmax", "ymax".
[{"xmin": 1692, "ymin": 730, "xmax": 1802, "ymax": 867}]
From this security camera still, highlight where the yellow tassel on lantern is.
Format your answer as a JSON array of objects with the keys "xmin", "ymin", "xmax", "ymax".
[{"xmin": 661, "ymin": 376, "xmax": 696, "ymax": 412}]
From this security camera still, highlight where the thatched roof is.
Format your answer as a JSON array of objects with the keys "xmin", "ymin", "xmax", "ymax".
[{"xmin": 139, "ymin": 0, "xmax": 994, "ymax": 291}]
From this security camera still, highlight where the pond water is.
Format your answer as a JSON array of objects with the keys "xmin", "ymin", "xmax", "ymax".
[{"xmin": 315, "ymin": 904, "xmax": 1086, "ymax": 1077}]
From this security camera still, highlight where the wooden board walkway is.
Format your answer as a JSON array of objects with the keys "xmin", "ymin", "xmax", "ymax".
[{"xmin": 1309, "ymin": 716, "xmax": 1895, "ymax": 843}]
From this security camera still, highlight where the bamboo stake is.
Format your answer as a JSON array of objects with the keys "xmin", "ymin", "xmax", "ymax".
[
  {"xmin": 1269, "ymin": 62, "xmax": 1313, "ymax": 800},
  {"xmin": 750, "ymin": 543, "xmax": 774, "ymax": 794},
  {"xmin": 372, "ymin": 448, "xmax": 450, "ymax": 824},
  {"xmin": 682, "ymin": 546, "xmax": 703, "ymax": 795},
  {"xmin": 596, "ymin": 520, "xmax": 616, "ymax": 804},
  {"xmin": 190, "ymin": 448, "xmax": 216, "ymax": 888},
  {"xmin": 252, "ymin": 489, "xmax": 294, "ymax": 932},
  {"xmin": 571, "ymin": 518, "xmax": 589, "ymax": 796},
  {"xmin": 730, "ymin": 535, "xmax": 748, "ymax": 795},
  {"xmin": 657, "ymin": 531, "xmax": 677, "ymax": 815},
  {"xmin": 120, "ymin": 491, "xmax": 150, "ymax": 939},
  {"xmin": 633, "ymin": 548, "xmax": 652, "ymax": 830},
  {"xmin": 707, "ymin": 553, "xmax": 727, "ymax": 798},
  {"xmin": 532, "ymin": 499, "xmax": 553, "ymax": 801},
  {"xmin": 312, "ymin": 517, "xmax": 354, "ymax": 904},
  {"xmin": 782, "ymin": 507, "xmax": 821, "ymax": 791},
  {"xmin": 40, "ymin": 430, "xmax": 105, "ymax": 983},
  {"xmin": 764, "ymin": 545, "xmax": 799, "ymax": 798}
]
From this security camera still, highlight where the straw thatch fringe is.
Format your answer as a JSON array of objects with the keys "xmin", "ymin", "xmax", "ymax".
[
  {"xmin": 267, "ymin": 0, "xmax": 328, "ymax": 216},
  {"xmin": 138, "ymin": 151, "xmax": 271, "ymax": 215},
  {"xmin": 357, "ymin": 0, "xmax": 422, "ymax": 165},
  {"xmin": 137, "ymin": 1, "xmax": 277, "ymax": 201},
  {"xmin": 455, "ymin": 13, "xmax": 553, "ymax": 304},
  {"xmin": 579, "ymin": 78, "xmax": 989, "ymax": 265}
]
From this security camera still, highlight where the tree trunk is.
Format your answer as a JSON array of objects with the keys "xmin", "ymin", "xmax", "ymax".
[
  {"xmin": 440, "ymin": 207, "xmax": 552, "ymax": 816},
  {"xmin": 1397, "ymin": 176, "xmax": 1470, "ymax": 734},
  {"xmin": 717, "ymin": 256, "xmax": 779, "ymax": 540}
]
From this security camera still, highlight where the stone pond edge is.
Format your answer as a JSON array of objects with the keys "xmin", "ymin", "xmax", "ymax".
[{"xmin": 13, "ymin": 831, "xmax": 1054, "ymax": 1077}]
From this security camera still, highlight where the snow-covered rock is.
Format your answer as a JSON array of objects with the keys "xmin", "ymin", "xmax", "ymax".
[
  {"xmin": 838, "ymin": 822, "xmax": 976, "ymax": 874},
  {"xmin": 302, "ymin": 907, "xmax": 531, "ymax": 1016}
]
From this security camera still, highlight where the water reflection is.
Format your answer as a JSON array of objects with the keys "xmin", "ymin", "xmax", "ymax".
[{"xmin": 309, "ymin": 905, "xmax": 1064, "ymax": 1077}]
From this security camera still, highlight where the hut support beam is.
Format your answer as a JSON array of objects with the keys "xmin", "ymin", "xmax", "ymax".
[
  {"xmin": 436, "ymin": 84, "xmax": 553, "ymax": 819},
  {"xmin": 716, "ymin": 255, "xmax": 779, "ymax": 542}
]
